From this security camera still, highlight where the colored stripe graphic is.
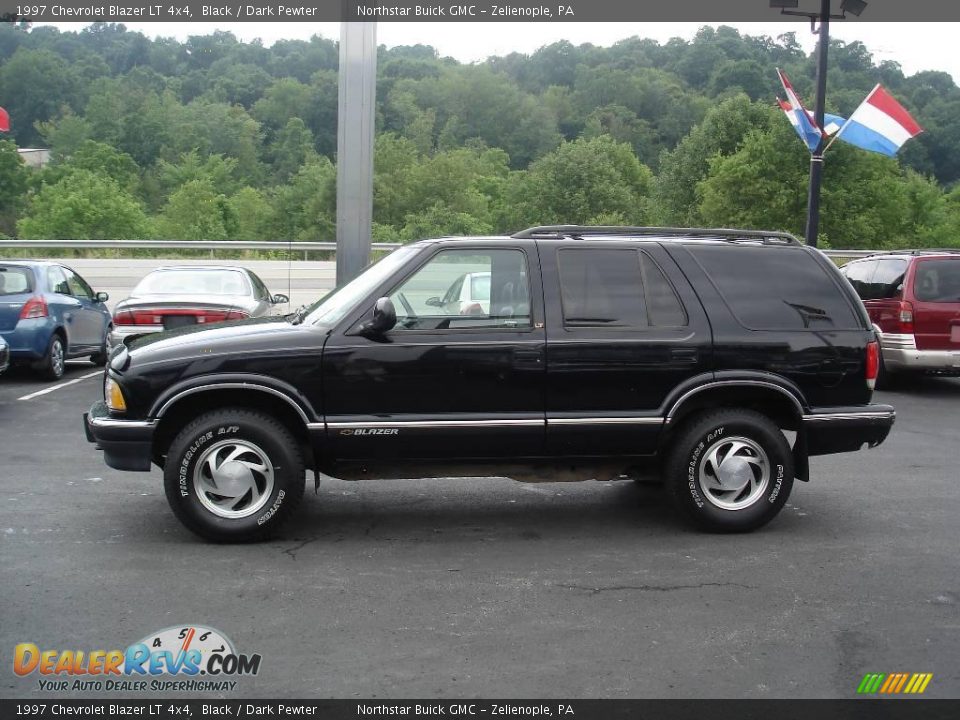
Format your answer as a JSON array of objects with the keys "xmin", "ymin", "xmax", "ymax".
[{"xmin": 857, "ymin": 672, "xmax": 932, "ymax": 694}]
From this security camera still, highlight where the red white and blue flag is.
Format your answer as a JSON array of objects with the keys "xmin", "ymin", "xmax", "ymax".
[
  {"xmin": 777, "ymin": 98, "xmax": 845, "ymax": 138},
  {"xmin": 776, "ymin": 68, "xmax": 822, "ymax": 152},
  {"xmin": 0, "ymin": 106, "xmax": 9, "ymax": 133},
  {"xmin": 832, "ymin": 84, "xmax": 922, "ymax": 157}
]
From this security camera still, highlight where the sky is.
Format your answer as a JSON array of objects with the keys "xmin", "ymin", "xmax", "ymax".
[{"xmin": 40, "ymin": 21, "xmax": 960, "ymax": 82}]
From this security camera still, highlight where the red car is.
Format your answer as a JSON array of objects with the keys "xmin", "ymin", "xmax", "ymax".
[{"xmin": 841, "ymin": 252, "xmax": 960, "ymax": 385}]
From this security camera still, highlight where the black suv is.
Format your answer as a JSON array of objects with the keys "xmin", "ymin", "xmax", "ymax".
[{"xmin": 84, "ymin": 226, "xmax": 895, "ymax": 541}]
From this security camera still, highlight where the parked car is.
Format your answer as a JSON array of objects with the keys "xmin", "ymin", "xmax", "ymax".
[
  {"xmin": 0, "ymin": 261, "xmax": 112, "ymax": 379},
  {"xmin": 840, "ymin": 251, "xmax": 960, "ymax": 385},
  {"xmin": 85, "ymin": 226, "xmax": 894, "ymax": 541},
  {"xmin": 426, "ymin": 271, "xmax": 493, "ymax": 316},
  {"xmin": 108, "ymin": 266, "xmax": 289, "ymax": 349},
  {"xmin": 0, "ymin": 335, "xmax": 8, "ymax": 375}
]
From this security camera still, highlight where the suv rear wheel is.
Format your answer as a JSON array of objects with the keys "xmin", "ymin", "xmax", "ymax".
[
  {"xmin": 163, "ymin": 408, "xmax": 305, "ymax": 542},
  {"xmin": 665, "ymin": 409, "xmax": 793, "ymax": 533}
]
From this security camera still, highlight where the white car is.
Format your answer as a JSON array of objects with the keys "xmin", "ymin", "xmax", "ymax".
[{"xmin": 427, "ymin": 271, "xmax": 491, "ymax": 315}]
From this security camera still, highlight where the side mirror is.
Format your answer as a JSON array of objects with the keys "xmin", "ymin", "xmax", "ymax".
[
  {"xmin": 425, "ymin": 296, "xmax": 443, "ymax": 308},
  {"xmin": 95, "ymin": 291, "xmax": 109, "ymax": 303},
  {"xmin": 272, "ymin": 294, "xmax": 289, "ymax": 304},
  {"xmin": 360, "ymin": 297, "xmax": 397, "ymax": 336}
]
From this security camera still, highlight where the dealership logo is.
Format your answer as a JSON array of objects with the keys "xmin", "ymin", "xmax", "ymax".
[
  {"xmin": 857, "ymin": 672, "xmax": 933, "ymax": 695},
  {"xmin": 13, "ymin": 625, "xmax": 261, "ymax": 692}
]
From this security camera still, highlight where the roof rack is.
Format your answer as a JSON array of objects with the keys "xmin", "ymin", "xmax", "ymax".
[
  {"xmin": 510, "ymin": 225, "xmax": 802, "ymax": 245},
  {"xmin": 859, "ymin": 248, "xmax": 960, "ymax": 258}
]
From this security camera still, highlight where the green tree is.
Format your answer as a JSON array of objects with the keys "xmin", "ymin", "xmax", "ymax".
[
  {"xmin": 399, "ymin": 202, "xmax": 493, "ymax": 241},
  {"xmin": 696, "ymin": 120, "xmax": 926, "ymax": 247},
  {"xmin": 270, "ymin": 158, "xmax": 337, "ymax": 241},
  {"xmin": 155, "ymin": 178, "xmax": 233, "ymax": 240},
  {"xmin": 0, "ymin": 140, "xmax": 28, "ymax": 236},
  {"xmin": 508, "ymin": 135, "xmax": 653, "ymax": 229},
  {"xmin": 18, "ymin": 169, "xmax": 151, "ymax": 240},
  {"xmin": 655, "ymin": 95, "xmax": 775, "ymax": 225},
  {"xmin": 0, "ymin": 48, "xmax": 79, "ymax": 145},
  {"xmin": 270, "ymin": 118, "xmax": 317, "ymax": 183}
]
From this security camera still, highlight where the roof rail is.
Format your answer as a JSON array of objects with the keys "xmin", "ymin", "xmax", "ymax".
[
  {"xmin": 859, "ymin": 248, "xmax": 960, "ymax": 257},
  {"xmin": 511, "ymin": 225, "xmax": 802, "ymax": 245}
]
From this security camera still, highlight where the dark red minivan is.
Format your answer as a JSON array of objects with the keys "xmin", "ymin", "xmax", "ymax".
[{"xmin": 841, "ymin": 252, "xmax": 960, "ymax": 384}]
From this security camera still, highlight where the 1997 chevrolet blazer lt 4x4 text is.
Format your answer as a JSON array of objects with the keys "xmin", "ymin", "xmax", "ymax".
[{"xmin": 85, "ymin": 226, "xmax": 895, "ymax": 541}]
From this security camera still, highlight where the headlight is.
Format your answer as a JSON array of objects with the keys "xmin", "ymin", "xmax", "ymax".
[{"xmin": 105, "ymin": 376, "xmax": 127, "ymax": 412}]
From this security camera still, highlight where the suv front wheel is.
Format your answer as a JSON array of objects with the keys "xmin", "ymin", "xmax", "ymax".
[
  {"xmin": 163, "ymin": 408, "xmax": 305, "ymax": 542},
  {"xmin": 665, "ymin": 409, "xmax": 793, "ymax": 533}
]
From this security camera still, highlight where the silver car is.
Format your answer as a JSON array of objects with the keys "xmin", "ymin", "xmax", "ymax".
[{"xmin": 109, "ymin": 266, "xmax": 289, "ymax": 348}]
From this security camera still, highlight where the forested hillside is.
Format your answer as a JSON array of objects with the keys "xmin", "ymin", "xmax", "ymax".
[{"xmin": 2, "ymin": 22, "xmax": 960, "ymax": 248}]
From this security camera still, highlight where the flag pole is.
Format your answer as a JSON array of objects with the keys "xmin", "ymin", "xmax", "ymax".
[{"xmin": 804, "ymin": 0, "xmax": 831, "ymax": 248}]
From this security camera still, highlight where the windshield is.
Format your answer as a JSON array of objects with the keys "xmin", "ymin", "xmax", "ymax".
[
  {"xmin": 304, "ymin": 246, "xmax": 418, "ymax": 326},
  {"xmin": 134, "ymin": 269, "xmax": 250, "ymax": 296}
]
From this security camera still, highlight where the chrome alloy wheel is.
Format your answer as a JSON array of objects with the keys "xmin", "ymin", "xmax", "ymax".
[
  {"xmin": 50, "ymin": 338, "xmax": 64, "ymax": 376},
  {"xmin": 194, "ymin": 439, "xmax": 275, "ymax": 519},
  {"xmin": 697, "ymin": 435, "xmax": 770, "ymax": 510}
]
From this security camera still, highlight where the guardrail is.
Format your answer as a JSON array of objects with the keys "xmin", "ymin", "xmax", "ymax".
[
  {"xmin": 0, "ymin": 238, "xmax": 400, "ymax": 251},
  {"xmin": 0, "ymin": 238, "xmax": 935, "ymax": 260}
]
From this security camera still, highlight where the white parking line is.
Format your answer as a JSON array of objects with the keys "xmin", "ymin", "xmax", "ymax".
[{"xmin": 18, "ymin": 371, "xmax": 103, "ymax": 401}]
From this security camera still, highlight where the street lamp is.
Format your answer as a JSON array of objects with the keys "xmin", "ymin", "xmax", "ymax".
[{"xmin": 770, "ymin": 0, "xmax": 868, "ymax": 247}]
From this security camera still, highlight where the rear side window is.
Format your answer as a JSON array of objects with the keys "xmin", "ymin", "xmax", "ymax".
[
  {"xmin": 689, "ymin": 245, "xmax": 860, "ymax": 331},
  {"xmin": 844, "ymin": 258, "xmax": 906, "ymax": 300},
  {"xmin": 842, "ymin": 260, "xmax": 876, "ymax": 299},
  {"xmin": 558, "ymin": 248, "xmax": 687, "ymax": 329},
  {"xmin": 0, "ymin": 266, "xmax": 33, "ymax": 295},
  {"xmin": 914, "ymin": 259, "xmax": 960, "ymax": 303},
  {"xmin": 870, "ymin": 259, "xmax": 908, "ymax": 299}
]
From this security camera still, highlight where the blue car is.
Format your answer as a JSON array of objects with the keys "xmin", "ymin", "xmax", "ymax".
[{"xmin": 0, "ymin": 261, "xmax": 112, "ymax": 379}]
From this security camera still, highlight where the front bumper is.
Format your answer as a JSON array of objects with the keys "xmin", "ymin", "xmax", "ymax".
[
  {"xmin": 802, "ymin": 404, "xmax": 896, "ymax": 456},
  {"xmin": 881, "ymin": 333, "xmax": 960, "ymax": 373},
  {"xmin": 84, "ymin": 401, "xmax": 155, "ymax": 472}
]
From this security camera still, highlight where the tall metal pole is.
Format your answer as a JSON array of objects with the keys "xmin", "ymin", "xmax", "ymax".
[
  {"xmin": 336, "ymin": 22, "xmax": 377, "ymax": 286},
  {"xmin": 805, "ymin": 0, "xmax": 830, "ymax": 247}
]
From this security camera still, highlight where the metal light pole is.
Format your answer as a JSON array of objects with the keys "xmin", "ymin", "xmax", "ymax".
[
  {"xmin": 336, "ymin": 22, "xmax": 377, "ymax": 286},
  {"xmin": 805, "ymin": 0, "xmax": 831, "ymax": 248},
  {"xmin": 771, "ymin": 0, "xmax": 867, "ymax": 247}
]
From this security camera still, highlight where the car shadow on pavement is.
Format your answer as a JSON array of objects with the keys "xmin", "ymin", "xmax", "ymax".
[
  {"xmin": 881, "ymin": 374, "xmax": 960, "ymax": 397},
  {"xmin": 276, "ymin": 479, "xmax": 680, "ymax": 544}
]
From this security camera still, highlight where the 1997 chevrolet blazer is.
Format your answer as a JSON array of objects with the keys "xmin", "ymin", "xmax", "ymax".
[{"xmin": 85, "ymin": 226, "xmax": 895, "ymax": 540}]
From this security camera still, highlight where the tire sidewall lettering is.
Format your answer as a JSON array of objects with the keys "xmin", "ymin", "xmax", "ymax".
[
  {"xmin": 178, "ymin": 426, "xmax": 240, "ymax": 498},
  {"xmin": 769, "ymin": 464, "xmax": 785, "ymax": 504},
  {"xmin": 687, "ymin": 438, "xmax": 707, "ymax": 508},
  {"xmin": 256, "ymin": 489, "xmax": 286, "ymax": 526}
]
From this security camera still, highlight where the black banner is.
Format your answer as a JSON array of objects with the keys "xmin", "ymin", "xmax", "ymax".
[
  {"xmin": 2, "ymin": 700, "xmax": 960, "ymax": 720},
  {"xmin": 3, "ymin": 0, "xmax": 960, "ymax": 23}
]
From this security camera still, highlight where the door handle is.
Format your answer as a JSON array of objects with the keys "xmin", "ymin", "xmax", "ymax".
[{"xmin": 513, "ymin": 350, "xmax": 543, "ymax": 366}]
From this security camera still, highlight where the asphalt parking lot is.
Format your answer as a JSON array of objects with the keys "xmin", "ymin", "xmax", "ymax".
[{"xmin": 1, "ymin": 363, "xmax": 958, "ymax": 699}]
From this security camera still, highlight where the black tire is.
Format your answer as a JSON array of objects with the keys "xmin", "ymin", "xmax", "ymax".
[
  {"xmin": 874, "ymin": 352, "xmax": 896, "ymax": 390},
  {"xmin": 90, "ymin": 329, "xmax": 110, "ymax": 366},
  {"xmin": 163, "ymin": 408, "xmax": 305, "ymax": 542},
  {"xmin": 665, "ymin": 409, "xmax": 794, "ymax": 533},
  {"xmin": 38, "ymin": 334, "xmax": 66, "ymax": 380}
]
